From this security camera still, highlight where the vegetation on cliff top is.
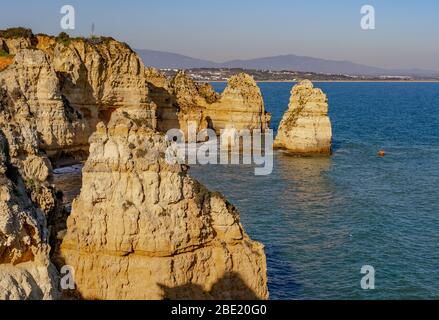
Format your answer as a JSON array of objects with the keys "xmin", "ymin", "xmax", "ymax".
[
  {"xmin": 54, "ymin": 31, "xmax": 130, "ymax": 49},
  {"xmin": 0, "ymin": 27, "xmax": 34, "ymax": 39},
  {"xmin": 1, "ymin": 27, "xmax": 132, "ymax": 51}
]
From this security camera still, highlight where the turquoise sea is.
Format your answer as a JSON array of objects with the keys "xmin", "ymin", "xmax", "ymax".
[{"xmin": 188, "ymin": 82, "xmax": 439, "ymax": 299}]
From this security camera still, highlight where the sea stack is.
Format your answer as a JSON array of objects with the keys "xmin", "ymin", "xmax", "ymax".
[
  {"xmin": 0, "ymin": 28, "xmax": 268, "ymax": 300},
  {"xmin": 207, "ymin": 73, "xmax": 271, "ymax": 132},
  {"xmin": 147, "ymin": 70, "xmax": 271, "ymax": 137},
  {"xmin": 274, "ymin": 80, "xmax": 332, "ymax": 154},
  {"xmin": 58, "ymin": 112, "xmax": 268, "ymax": 300}
]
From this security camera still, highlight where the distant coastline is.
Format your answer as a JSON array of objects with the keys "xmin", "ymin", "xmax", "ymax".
[
  {"xmin": 159, "ymin": 68, "xmax": 439, "ymax": 83},
  {"xmin": 208, "ymin": 79, "xmax": 439, "ymax": 83}
]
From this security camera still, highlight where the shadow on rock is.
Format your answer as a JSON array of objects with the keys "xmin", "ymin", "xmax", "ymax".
[{"xmin": 159, "ymin": 272, "xmax": 261, "ymax": 300}]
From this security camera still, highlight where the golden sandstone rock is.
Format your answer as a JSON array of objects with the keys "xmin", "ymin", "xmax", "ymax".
[
  {"xmin": 0, "ymin": 29, "xmax": 270, "ymax": 300},
  {"xmin": 59, "ymin": 112, "xmax": 268, "ymax": 300},
  {"xmin": 1, "ymin": 33, "xmax": 157, "ymax": 160},
  {"xmin": 208, "ymin": 73, "xmax": 271, "ymax": 132},
  {"xmin": 274, "ymin": 80, "xmax": 332, "ymax": 154},
  {"xmin": 0, "ymin": 63, "xmax": 61, "ymax": 299},
  {"xmin": 0, "ymin": 131, "xmax": 60, "ymax": 300},
  {"xmin": 147, "ymin": 71, "xmax": 271, "ymax": 138},
  {"xmin": 0, "ymin": 49, "xmax": 88, "ymax": 158}
]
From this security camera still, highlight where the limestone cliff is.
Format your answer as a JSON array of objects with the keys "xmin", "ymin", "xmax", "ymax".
[
  {"xmin": 1, "ymin": 60, "xmax": 63, "ymax": 299},
  {"xmin": 0, "ymin": 49, "xmax": 88, "ymax": 158},
  {"xmin": 2, "ymin": 29, "xmax": 270, "ymax": 145},
  {"xmin": 147, "ymin": 71, "xmax": 270, "ymax": 137},
  {"xmin": 0, "ymin": 129, "xmax": 60, "ymax": 300},
  {"xmin": 145, "ymin": 67, "xmax": 179, "ymax": 132},
  {"xmin": 0, "ymin": 30, "xmax": 157, "ymax": 159},
  {"xmin": 37, "ymin": 35, "xmax": 157, "ymax": 134},
  {"xmin": 169, "ymin": 71, "xmax": 206, "ymax": 137},
  {"xmin": 274, "ymin": 80, "xmax": 332, "ymax": 154},
  {"xmin": 1, "ymin": 28, "xmax": 269, "ymax": 300},
  {"xmin": 0, "ymin": 28, "xmax": 37, "ymax": 55},
  {"xmin": 59, "ymin": 112, "xmax": 268, "ymax": 300},
  {"xmin": 208, "ymin": 73, "xmax": 271, "ymax": 132}
]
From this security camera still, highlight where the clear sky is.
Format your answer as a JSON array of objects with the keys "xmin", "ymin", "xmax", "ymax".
[{"xmin": 1, "ymin": 0, "xmax": 438, "ymax": 70}]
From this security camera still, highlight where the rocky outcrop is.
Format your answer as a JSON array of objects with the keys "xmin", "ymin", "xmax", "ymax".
[
  {"xmin": 208, "ymin": 73, "xmax": 270, "ymax": 132},
  {"xmin": 2, "ymin": 30, "xmax": 271, "ymax": 147},
  {"xmin": 169, "ymin": 71, "xmax": 214, "ymax": 137},
  {"xmin": 0, "ymin": 49, "xmax": 88, "ymax": 158},
  {"xmin": 1, "ymin": 59, "xmax": 63, "ymax": 299},
  {"xmin": 274, "ymin": 80, "xmax": 332, "ymax": 154},
  {"xmin": 147, "ymin": 71, "xmax": 270, "ymax": 137},
  {"xmin": 58, "ymin": 112, "xmax": 268, "ymax": 300},
  {"xmin": 145, "ymin": 68, "xmax": 179, "ymax": 132},
  {"xmin": 0, "ymin": 130, "xmax": 60, "ymax": 300},
  {"xmin": 0, "ymin": 28, "xmax": 37, "ymax": 55},
  {"xmin": 0, "ymin": 30, "xmax": 157, "ymax": 159},
  {"xmin": 1, "ymin": 28, "xmax": 269, "ymax": 300},
  {"xmin": 37, "ymin": 35, "xmax": 157, "ymax": 134}
]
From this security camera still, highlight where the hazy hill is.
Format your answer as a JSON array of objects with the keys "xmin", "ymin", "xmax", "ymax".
[
  {"xmin": 136, "ymin": 49, "xmax": 439, "ymax": 77},
  {"xmin": 136, "ymin": 49, "xmax": 217, "ymax": 69}
]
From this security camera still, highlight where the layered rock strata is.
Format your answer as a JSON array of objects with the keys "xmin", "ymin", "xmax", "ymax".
[
  {"xmin": 1, "ymin": 28, "xmax": 269, "ymax": 300},
  {"xmin": 0, "ymin": 30, "xmax": 157, "ymax": 159},
  {"xmin": 207, "ymin": 73, "xmax": 271, "ymax": 132},
  {"xmin": 274, "ymin": 80, "xmax": 332, "ymax": 154},
  {"xmin": 59, "ymin": 112, "xmax": 268, "ymax": 300},
  {"xmin": 147, "ymin": 71, "xmax": 271, "ymax": 137},
  {"xmin": 0, "ymin": 128, "xmax": 60, "ymax": 300},
  {"xmin": 0, "ymin": 49, "xmax": 88, "ymax": 158},
  {"xmin": 37, "ymin": 34, "xmax": 157, "ymax": 136}
]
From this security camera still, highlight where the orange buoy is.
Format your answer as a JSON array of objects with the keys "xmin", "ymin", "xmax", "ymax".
[{"xmin": 377, "ymin": 150, "xmax": 385, "ymax": 157}]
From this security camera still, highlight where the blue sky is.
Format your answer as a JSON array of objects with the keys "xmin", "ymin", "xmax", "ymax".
[{"xmin": 1, "ymin": 0, "xmax": 438, "ymax": 70}]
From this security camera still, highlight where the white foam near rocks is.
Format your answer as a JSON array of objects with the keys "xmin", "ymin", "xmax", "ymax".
[{"xmin": 53, "ymin": 164, "xmax": 83, "ymax": 175}]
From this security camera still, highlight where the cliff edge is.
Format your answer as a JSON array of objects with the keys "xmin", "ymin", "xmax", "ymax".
[
  {"xmin": 0, "ymin": 28, "xmax": 268, "ymax": 300},
  {"xmin": 58, "ymin": 112, "xmax": 268, "ymax": 300}
]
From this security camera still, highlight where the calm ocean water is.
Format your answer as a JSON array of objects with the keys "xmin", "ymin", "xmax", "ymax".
[
  {"xmin": 53, "ymin": 82, "xmax": 439, "ymax": 299},
  {"xmin": 187, "ymin": 82, "xmax": 439, "ymax": 299}
]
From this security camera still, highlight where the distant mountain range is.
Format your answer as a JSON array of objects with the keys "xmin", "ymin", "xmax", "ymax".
[{"xmin": 136, "ymin": 49, "xmax": 439, "ymax": 77}]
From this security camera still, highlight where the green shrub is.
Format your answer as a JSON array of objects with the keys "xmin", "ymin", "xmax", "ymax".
[
  {"xmin": 56, "ymin": 32, "xmax": 71, "ymax": 46},
  {"xmin": 86, "ymin": 35, "xmax": 115, "ymax": 45},
  {"xmin": 0, "ymin": 27, "xmax": 34, "ymax": 39}
]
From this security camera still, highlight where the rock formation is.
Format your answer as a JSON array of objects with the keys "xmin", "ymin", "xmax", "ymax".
[
  {"xmin": 274, "ymin": 80, "xmax": 332, "ymax": 154},
  {"xmin": 0, "ymin": 126, "xmax": 60, "ymax": 299},
  {"xmin": 170, "ymin": 71, "xmax": 211, "ymax": 137},
  {"xmin": 2, "ymin": 30, "xmax": 271, "ymax": 147},
  {"xmin": 0, "ymin": 30, "xmax": 157, "ymax": 160},
  {"xmin": 58, "ymin": 112, "xmax": 268, "ymax": 300},
  {"xmin": 0, "ymin": 28, "xmax": 269, "ymax": 300},
  {"xmin": 37, "ymin": 34, "xmax": 157, "ymax": 135},
  {"xmin": 208, "ymin": 73, "xmax": 271, "ymax": 132},
  {"xmin": 145, "ymin": 67, "xmax": 179, "ymax": 132},
  {"xmin": 1, "ymin": 47, "xmax": 64, "ymax": 298},
  {"xmin": 147, "ymin": 71, "xmax": 271, "ymax": 138},
  {"xmin": 0, "ymin": 49, "xmax": 88, "ymax": 158},
  {"xmin": 0, "ymin": 28, "xmax": 37, "ymax": 55}
]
